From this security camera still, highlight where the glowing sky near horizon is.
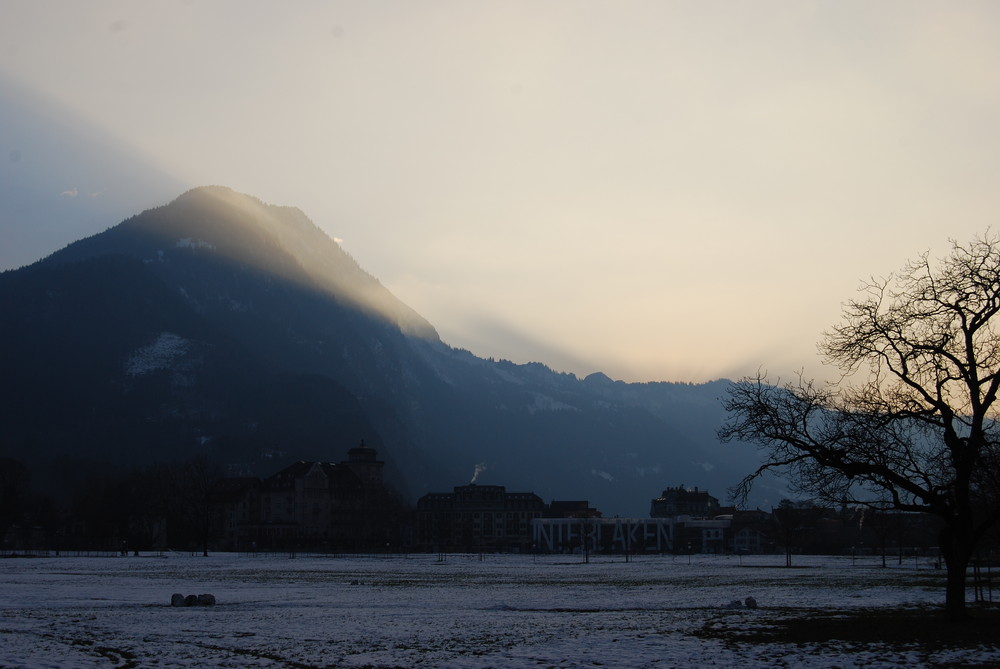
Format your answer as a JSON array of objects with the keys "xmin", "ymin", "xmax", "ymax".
[{"xmin": 2, "ymin": 1, "xmax": 1000, "ymax": 383}]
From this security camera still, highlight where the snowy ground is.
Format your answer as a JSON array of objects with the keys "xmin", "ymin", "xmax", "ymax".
[{"xmin": 0, "ymin": 552, "xmax": 993, "ymax": 668}]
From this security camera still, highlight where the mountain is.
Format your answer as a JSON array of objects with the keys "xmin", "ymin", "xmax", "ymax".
[{"xmin": 0, "ymin": 186, "xmax": 783, "ymax": 515}]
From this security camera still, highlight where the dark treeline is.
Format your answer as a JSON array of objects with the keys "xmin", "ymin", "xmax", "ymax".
[{"xmin": 0, "ymin": 456, "xmax": 219, "ymax": 554}]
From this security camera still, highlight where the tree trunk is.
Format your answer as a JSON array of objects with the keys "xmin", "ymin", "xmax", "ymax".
[
  {"xmin": 940, "ymin": 525, "xmax": 972, "ymax": 622},
  {"xmin": 943, "ymin": 557, "xmax": 968, "ymax": 621}
]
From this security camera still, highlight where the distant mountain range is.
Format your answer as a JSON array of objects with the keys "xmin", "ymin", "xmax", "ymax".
[{"xmin": 0, "ymin": 186, "xmax": 785, "ymax": 515}]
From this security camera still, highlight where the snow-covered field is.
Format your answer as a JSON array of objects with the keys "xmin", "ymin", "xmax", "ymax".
[{"xmin": 0, "ymin": 552, "xmax": 992, "ymax": 668}]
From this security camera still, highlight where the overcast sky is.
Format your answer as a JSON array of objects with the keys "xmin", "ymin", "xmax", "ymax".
[{"xmin": 2, "ymin": 1, "xmax": 999, "ymax": 384}]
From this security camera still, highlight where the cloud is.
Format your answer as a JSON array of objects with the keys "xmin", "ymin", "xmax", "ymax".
[{"xmin": 59, "ymin": 188, "xmax": 78, "ymax": 197}]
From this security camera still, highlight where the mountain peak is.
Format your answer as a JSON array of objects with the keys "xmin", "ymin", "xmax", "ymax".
[{"xmin": 48, "ymin": 186, "xmax": 439, "ymax": 342}]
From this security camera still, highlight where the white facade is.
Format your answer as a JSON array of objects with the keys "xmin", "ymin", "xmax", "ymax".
[{"xmin": 531, "ymin": 517, "xmax": 734, "ymax": 553}]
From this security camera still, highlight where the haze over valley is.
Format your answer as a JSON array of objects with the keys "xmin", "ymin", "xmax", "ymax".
[{"xmin": 4, "ymin": 2, "xmax": 999, "ymax": 385}]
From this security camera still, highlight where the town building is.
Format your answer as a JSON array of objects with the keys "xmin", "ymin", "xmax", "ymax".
[
  {"xmin": 726, "ymin": 508, "xmax": 773, "ymax": 554},
  {"xmin": 650, "ymin": 485, "xmax": 721, "ymax": 518},
  {"xmin": 416, "ymin": 484, "xmax": 547, "ymax": 553},
  {"xmin": 211, "ymin": 442, "xmax": 408, "ymax": 552}
]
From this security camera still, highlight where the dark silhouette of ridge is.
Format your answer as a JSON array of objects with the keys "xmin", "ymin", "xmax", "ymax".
[{"xmin": 1, "ymin": 187, "xmax": 778, "ymax": 515}]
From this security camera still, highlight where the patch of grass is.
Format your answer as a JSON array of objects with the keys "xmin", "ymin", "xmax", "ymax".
[{"xmin": 693, "ymin": 605, "xmax": 1000, "ymax": 652}]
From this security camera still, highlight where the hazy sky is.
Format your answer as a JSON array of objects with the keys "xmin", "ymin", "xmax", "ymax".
[{"xmin": 3, "ymin": 1, "xmax": 1000, "ymax": 384}]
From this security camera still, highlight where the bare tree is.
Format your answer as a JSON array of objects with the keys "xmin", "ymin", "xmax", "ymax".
[{"xmin": 719, "ymin": 233, "xmax": 1000, "ymax": 621}]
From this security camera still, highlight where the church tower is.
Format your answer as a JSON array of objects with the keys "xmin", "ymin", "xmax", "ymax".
[{"xmin": 342, "ymin": 439, "xmax": 384, "ymax": 487}]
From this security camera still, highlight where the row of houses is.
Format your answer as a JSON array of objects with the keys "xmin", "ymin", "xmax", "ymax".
[
  {"xmin": 208, "ymin": 448, "xmax": 943, "ymax": 556},
  {"xmin": 0, "ymin": 444, "xmax": 948, "ymax": 556},
  {"xmin": 415, "ymin": 483, "xmax": 753, "ymax": 554}
]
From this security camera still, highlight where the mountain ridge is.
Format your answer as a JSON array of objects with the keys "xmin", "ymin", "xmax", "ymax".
[{"xmin": 1, "ymin": 187, "xmax": 781, "ymax": 515}]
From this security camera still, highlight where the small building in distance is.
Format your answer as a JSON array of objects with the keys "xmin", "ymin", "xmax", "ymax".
[
  {"xmin": 650, "ymin": 485, "xmax": 721, "ymax": 519},
  {"xmin": 212, "ymin": 442, "xmax": 408, "ymax": 552},
  {"xmin": 649, "ymin": 485, "xmax": 729, "ymax": 554},
  {"xmin": 416, "ymin": 484, "xmax": 548, "ymax": 553},
  {"xmin": 727, "ymin": 508, "xmax": 773, "ymax": 554}
]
